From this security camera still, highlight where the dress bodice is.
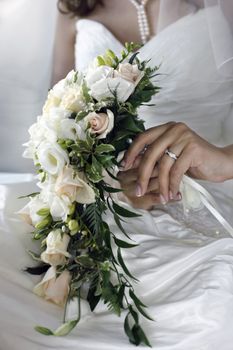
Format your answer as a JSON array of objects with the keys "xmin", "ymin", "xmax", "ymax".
[{"xmin": 75, "ymin": 9, "xmax": 233, "ymax": 145}]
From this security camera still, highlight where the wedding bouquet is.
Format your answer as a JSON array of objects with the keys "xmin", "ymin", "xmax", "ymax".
[{"xmin": 19, "ymin": 43, "xmax": 160, "ymax": 347}]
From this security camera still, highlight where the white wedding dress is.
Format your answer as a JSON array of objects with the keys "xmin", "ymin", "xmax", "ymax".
[{"xmin": 1, "ymin": 7, "xmax": 233, "ymax": 350}]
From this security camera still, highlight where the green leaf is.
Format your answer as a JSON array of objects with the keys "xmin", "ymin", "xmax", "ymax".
[
  {"xmin": 129, "ymin": 51, "xmax": 139, "ymax": 64},
  {"xmin": 35, "ymin": 326, "xmax": 53, "ymax": 336},
  {"xmin": 129, "ymin": 289, "xmax": 147, "ymax": 308},
  {"xmin": 120, "ymin": 115, "xmax": 144, "ymax": 133},
  {"xmin": 124, "ymin": 312, "xmax": 136, "ymax": 345},
  {"xmin": 86, "ymin": 156, "xmax": 104, "ymax": 183},
  {"xmin": 82, "ymin": 81, "xmax": 92, "ymax": 103},
  {"xmin": 81, "ymin": 202, "xmax": 103, "ymax": 235},
  {"xmin": 87, "ymin": 285, "xmax": 101, "ymax": 311},
  {"xmin": 77, "ymin": 255, "xmax": 95, "ymax": 268},
  {"xmin": 114, "ymin": 237, "xmax": 138, "ymax": 249},
  {"xmin": 106, "ymin": 169, "xmax": 119, "ymax": 181},
  {"xmin": 129, "ymin": 305, "xmax": 139, "ymax": 324},
  {"xmin": 135, "ymin": 325, "xmax": 152, "ymax": 347},
  {"xmin": 102, "ymin": 184, "xmax": 122, "ymax": 193},
  {"xmin": 18, "ymin": 192, "xmax": 40, "ymax": 199},
  {"xmin": 118, "ymin": 284, "xmax": 126, "ymax": 308},
  {"xmin": 112, "ymin": 201, "xmax": 141, "ymax": 218},
  {"xmin": 102, "ymin": 222, "xmax": 118, "ymax": 265},
  {"xmin": 27, "ymin": 250, "xmax": 41, "ymax": 262},
  {"xmin": 114, "ymin": 214, "xmax": 131, "ymax": 240},
  {"xmin": 95, "ymin": 144, "xmax": 115, "ymax": 154},
  {"xmin": 133, "ymin": 301, "xmax": 154, "ymax": 321},
  {"xmin": 131, "ymin": 324, "xmax": 141, "ymax": 346},
  {"xmin": 54, "ymin": 320, "xmax": 78, "ymax": 336},
  {"xmin": 117, "ymin": 248, "xmax": 138, "ymax": 281}
]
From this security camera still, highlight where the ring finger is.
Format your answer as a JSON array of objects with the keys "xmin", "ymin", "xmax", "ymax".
[{"xmin": 158, "ymin": 143, "xmax": 185, "ymax": 202}]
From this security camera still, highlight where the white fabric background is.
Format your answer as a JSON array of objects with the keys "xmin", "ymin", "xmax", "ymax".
[{"xmin": 0, "ymin": 0, "xmax": 57, "ymax": 172}]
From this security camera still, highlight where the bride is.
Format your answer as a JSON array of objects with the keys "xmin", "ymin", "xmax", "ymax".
[{"xmin": 1, "ymin": 1, "xmax": 233, "ymax": 349}]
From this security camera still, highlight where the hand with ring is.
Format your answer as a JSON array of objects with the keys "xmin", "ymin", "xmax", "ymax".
[
  {"xmin": 121, "ymin": 122, "xmax": 233, "ymax": 204},
  {"xmin": 117, "ymin": 155, "xmax": 162, "ymax": 210}
]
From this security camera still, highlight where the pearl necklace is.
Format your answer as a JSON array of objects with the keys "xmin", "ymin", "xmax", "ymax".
[{"xmin": 128, "ymin": 0, "xmax": 151, "ymax": 44}]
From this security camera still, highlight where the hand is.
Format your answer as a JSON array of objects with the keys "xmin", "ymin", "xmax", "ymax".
[
  {"xmin": 117, "ymin": 164, "xmax": 160, "ymax": 210},
  {"xmin": 117, "ymin": 155, "xmax": 182, "ymax": 210},
  {"xmin": 122, "ymin": 122, "xmax": 233, "ymax": 203}
]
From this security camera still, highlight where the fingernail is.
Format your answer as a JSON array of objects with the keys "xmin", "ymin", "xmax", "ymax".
[
  {"xmin": 174, "ymin": 192, "xmax": 182, "ymax": 201},
  {"xmin": 135, "ymin": 184, "xmax": 142, "ymax": 197},
  {"xmin": 169, "ymin": 190, "xmax": 173, "ymax": 200},
  {"xmin": 120, "ymin": 160, "xmax": 126, "ymax": 168},
  {"xmin": 160, "ymin": 194, "xmax": 167, "ymax": 205}
]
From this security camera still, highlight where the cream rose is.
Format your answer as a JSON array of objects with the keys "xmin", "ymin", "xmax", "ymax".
[
  {"xmin": 60, "ymin": 87, "xmax": 85, "ymax": 113},
  {"xmin": 33, "ymin": 267, "xmax": 71, "ymax": 307},
  {"xmin": 41, "ymin": 229, "xmax": 71, "ymax": 266},
  {"xmin": 55, "ymin": 166, "xmax": 95, "ymax": 204},
  {"xmin": 114, "ymin": 63, "xmax": 144, "ymax": 85},
  {"xmin": 84, "ymin": 109, "xmax": 114, "ymax": 139}
]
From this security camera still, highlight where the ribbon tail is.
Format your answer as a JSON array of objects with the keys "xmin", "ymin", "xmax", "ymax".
[{"xmin": 182, "ymin": 175, "xmax": 233, "ymax": 238}]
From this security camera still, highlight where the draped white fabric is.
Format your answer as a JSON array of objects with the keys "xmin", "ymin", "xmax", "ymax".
[
  {"xmin": 0, "ymin": 0, "xmax": 57, "ymax": 172},
  {"xmin": 1, "ymin": 4, "xmax": 233, "ymax": 350}
]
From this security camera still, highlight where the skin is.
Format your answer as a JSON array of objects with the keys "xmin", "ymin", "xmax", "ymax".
[{"xmin": 121, "ymin": 122, "xmax": 233, "ymax": 205}]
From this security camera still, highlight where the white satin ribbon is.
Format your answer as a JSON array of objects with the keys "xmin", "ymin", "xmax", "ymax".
[{"xmin": 182, "ymin": 175, "xmax": 233, "ymax": 237}]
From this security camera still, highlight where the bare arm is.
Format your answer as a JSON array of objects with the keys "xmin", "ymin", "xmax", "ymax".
[{"xmin": 52, "ymin": 10, "xmax": 77, "ymax": 86}]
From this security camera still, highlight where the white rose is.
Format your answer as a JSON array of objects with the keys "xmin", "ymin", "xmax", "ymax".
[
  {"xmin": 33, "ymin": 266, "xmax": 71, "ymax": 307},
  {"xmin": 85, "ymin": 65, "xmax": 114, "ymax": 87},
  {"xmin": 85, "ymin": 64, "xmax": 139, "ymax": 102},
  {"xmin": 23, "ymin": 117, "xmax": 48, "ymax": 159},
  {"xmin": 89, "ymin": 76, "xmax": 135, "ymax": 102},
  {"xmin": 55, "ymin": 166, "xmax": 95, "ymax": 204},
  {"xmin": 84, "ymin": 109, "xmax": 114, "ymax": 139},
  {"xmin": 37, "ymin": 141, "xmax": 69, "ymax": 175},
  {"xmin": 114, "ymin": 63, "xmax": 144, "ymax": 86},
  {"xmin": 52, "ymin": 78, "xmax": 67, "ymax": 99},
  {"xmin": 37, "ymin": 173, "xmax": 56, "ymax": 193},
  {"xmin": 43, "ymin": 91, "xmax": 61, "ymax": 115},
  {"xmin": 39, "ymin": 109, "xmax": 71, "ymax": 143},
  {"xmin": 58, "ymin": 119, "xmax": 86, "ymax": 141},
  {"xmin": 18, "ymin": 195, "xmax": 48, "ymax": 226},
  {"xmin": 65, "ymin": 70, "xmax": 84, "ymax": 85},
  {"xmin": 48, "ymin": 193, "xmax": 72, "ymax": 221},
  {"xmin": 23, "ymin": 111, "xmax": 70, "ymax": 160},
  {"xmin": 41, "ymin": 229, "xmax": 71, "ymax": 266},
  {"xmin": 60, "ymin": 87, "xmax": 86, "ymax": 113}
]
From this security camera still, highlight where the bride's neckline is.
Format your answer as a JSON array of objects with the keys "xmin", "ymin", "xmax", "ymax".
[
  {"xmin": 77, "ymin": 12, "xmax": 197, "ymax": 50},
  {"xmin": 77, "ymin": 18, "xmax": 157, "ymax": 49}
]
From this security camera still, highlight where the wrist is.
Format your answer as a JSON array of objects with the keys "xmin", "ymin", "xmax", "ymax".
[{"xmin": 221, "ymin": 145, "xmax": 233, "ymax": 181}]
